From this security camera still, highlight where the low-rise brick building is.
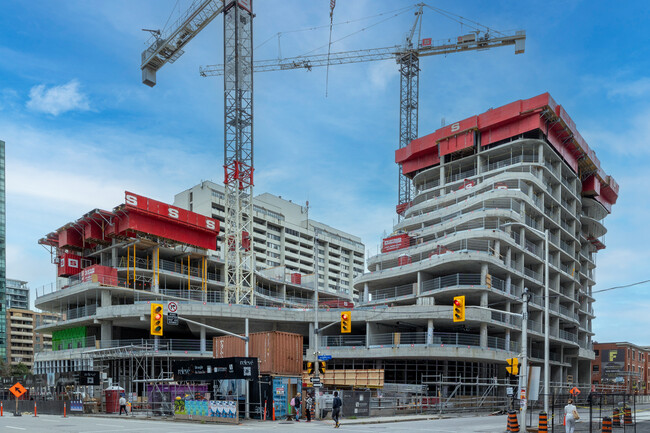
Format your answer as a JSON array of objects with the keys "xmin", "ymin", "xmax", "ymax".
[{"xmin": 591, "ymin": 342, "xmax": 649, "ymax": 394}]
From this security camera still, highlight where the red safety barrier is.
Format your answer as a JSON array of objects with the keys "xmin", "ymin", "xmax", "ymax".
[
  {"xmin": 507, "ymin": 410, "xmax": 519, "ymax": 432},
  {"xmin": 63, "ymin": 402, "xmax": 66, "ymax": 418},
  {"xmin": 34, "ymin": 402, "xmax": 37, "ymax": 417},
  {"xmin": 602, "ymin": 416, "xmax": 612, "ymax": 433}
]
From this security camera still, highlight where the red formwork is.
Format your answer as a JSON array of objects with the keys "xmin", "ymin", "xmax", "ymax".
[
  {"xmin": 395, "ymin": 92, "xmax": 619, "ymax": 212},
  {"xmin": 58, "ymin": 253, "xmax": 83, "ymax": 277},
  {"xmin": 291, "ymin": 273, "xmax": 302, "ymax": 285},
  {"xmin": 81, "ymin": 265, "xmax": 118, "ymax": 285}
]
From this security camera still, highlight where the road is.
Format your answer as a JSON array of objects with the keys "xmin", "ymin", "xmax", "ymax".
[
  {"xmin": 2, "ymin": 413, "xmax": 650, "ymax": 433},
  {"xmin": 0, "ymin": 413, "xmax": 509, "ymax": 433}
]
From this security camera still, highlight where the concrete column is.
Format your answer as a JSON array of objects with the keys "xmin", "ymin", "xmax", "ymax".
[
  {"xmin": 506, "ymin": 275, "xmax": 512, "ymax": 295},
  {"xmin": 427, "ymin": 319, "xmax": 434, "ymax": 346},
  {"xmin": 416, "ymin": 272, "xmax": 422, "ymax": 297},
  {"xmin": 200, "ymin": 324, "xmax": 206, "ymax": 353},
  {"xmin": 440, "ymin": 156, "xmax": 446, "ymax": 187},
  {"xmin": 101, "ymin": 290, "xmax": 111, "ymax": 307},
  {"xmin": 505, "ymin": 248, "xmax": 512, "ymax": 270},
  {"xmin": 101, "ymin": 321, "xmax": 112, "ymax": 342},
  {"xmin": 363, "ymin": 283, "xmax": 369, "ymax": 303},
  {"xmin": 480, "ymin": 292, "xmax": 488, "ymax": 308},
  {"xmin": 538, "ymin": 142, "xmax": 544, "ymax": 163},
  {"xmin": 111, "ymin": 238, "xmax": 118, "ymax": 268},
  {"xmin": 493, "ymin": 240, "xmax": 501, "ymax": 259},
  {"xmin": 480, "ymin": 264, "xmax": 488, "ymax": 286},
  {"xmin": 477, "ymin": 154, "xmax": 483, "ymax": 174},
  {"xmin": 365, "ymin": 322, "xmax": 372, "ymax": 349},
  {"xmin": 481, "ymin": 323, "xmax": 487, "ymax": 347},
  {"xmin": 505, "ymin": 329, "xmax": 511, "ymax": 351},
  {"xmin": 281, "ymin": 284, "xmax": 287, "ymax": 303}
]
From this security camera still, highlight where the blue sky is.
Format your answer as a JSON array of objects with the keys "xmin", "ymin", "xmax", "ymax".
[{"xmin": 1, "ymin": 1, "xmax": 648, "ymax": 343}]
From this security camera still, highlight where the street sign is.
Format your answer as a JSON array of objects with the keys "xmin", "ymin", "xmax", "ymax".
[
  {"xmin": 310, "ymin": 377, "xmax": 321, "ymax": 383},
  {"xmin": 313, "ymin": 383, "xmax": 323, "ymax": 388},
  {"xmin": 167, "ymin": 301, "xmax": 178, "ymax": 313},
  {"xmin": 9, "ymin": 382, "xmax": 26, "ymax": 398},
  {"xmin": 167, "ymin": 312, "xmax": 179, "ymax": 325},
  {"xmin": 506, "ymin": 387, "xmax": 514, "ymax": 396},
  {"xmin": 318, "ymin": 355, "xmax": 332, "ymax": 361}
]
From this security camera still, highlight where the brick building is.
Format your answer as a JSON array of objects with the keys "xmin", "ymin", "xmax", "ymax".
[{"xmin": 591, "ymin": 342, "xmax": 649, "ymax": 394}]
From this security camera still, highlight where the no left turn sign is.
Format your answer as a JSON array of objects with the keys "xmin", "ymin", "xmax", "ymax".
[{"xmin": 168, "ymin": 301, "xmax": 178, "ymax": 313}]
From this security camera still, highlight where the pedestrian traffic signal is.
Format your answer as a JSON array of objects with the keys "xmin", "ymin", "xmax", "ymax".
[
  {"xmin": 307, "ymin": 362, "xmax": 314, "ymax": 374},
  {"xmin": 506, "ymin": 357, "xmax": 519, "ymax": 375},
  {"xmin": 453, "ymin": 296, "xmax": 465, "ymax": 322},
  {"xmin": 341, "ymin": 311, "xmax": 351, "ymax": 333},
  {"xmin": 319, "ymin": 361, "xmax": 326, "ymax": 374},
  {"xmin": 150, "ymin": 303, "xmax": 163, "ymax": 336}
]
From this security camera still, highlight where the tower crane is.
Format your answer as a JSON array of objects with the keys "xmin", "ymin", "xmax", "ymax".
[
  {"xmin": 140, "ymin": 0, "xmax": 256, "ymax": 306},
  {"xmin": 199, "ymin": 3, "xmax": 526, "ymax": 220}
]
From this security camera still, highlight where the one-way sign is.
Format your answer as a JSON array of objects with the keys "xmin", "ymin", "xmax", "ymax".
[
  {"xmin": 310, "ymin": 376, "xmax": 321, "ymax": 383},
  {"xmin": 167, "ymin": 312, "xmax": 179, "ymax": 325}
]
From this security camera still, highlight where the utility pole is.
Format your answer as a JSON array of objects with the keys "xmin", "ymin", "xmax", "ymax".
[
  {"xmin": 520, "ymin": 287, "xmax": 529, "ymax": 429},
  {"xmin": 313, "ymin": 233, "xmax": 320, "ymax": 419}
]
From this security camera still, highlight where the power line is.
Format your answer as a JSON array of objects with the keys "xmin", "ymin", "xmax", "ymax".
[{"xmin": 593, "ymin": 279, "xmax": 650, "ymax": 294}]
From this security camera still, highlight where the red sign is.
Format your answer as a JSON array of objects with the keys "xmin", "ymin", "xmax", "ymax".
[
  {"xmin": 124, "ymin": 192, "xmax": 219, "ymax": 233},
  {"xmin": 381, "ymin": 234, "xmax": 411, "ymax": 253},
  {"xmin": 422, "ymin": 38, "xmax": 432, "ymax": 46}
]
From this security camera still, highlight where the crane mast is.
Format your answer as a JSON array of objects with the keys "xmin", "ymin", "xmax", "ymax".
[
  {"xmin": 223, "ymin": 0, "xmax": 255, "ymax": 305},
  {"xmin": 141, "ymin": 0, "xmax": 256, "ymax": 305}
]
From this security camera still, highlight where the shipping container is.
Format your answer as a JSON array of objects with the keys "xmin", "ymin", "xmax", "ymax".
[{"xmin": 213, "ymin": 331, "xmax": 303, "ymax": 376}]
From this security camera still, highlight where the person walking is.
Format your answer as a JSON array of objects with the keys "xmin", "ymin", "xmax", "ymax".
[
  {"xmin": 305, "ymin": 393, "xmax": 313, "ymax": 422},
  {"xmin": 119, "ymin": 394, "xmax": 128, "ymax": 415},
  {"xmin": 294, "ymin": 392, "xmax": 302, "ymax": 422},
  {"xmin": 332, "ymin": 391, "xmax": 342, "ymax": 428},
  {"xmin": 564, "ymin": 398, "xmax": 578, "ymax": 433}
]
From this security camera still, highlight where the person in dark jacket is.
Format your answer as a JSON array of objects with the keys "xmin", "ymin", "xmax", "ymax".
[
  {"xmin": 332, "ymin": 391, "xmax": 342, "ymax": 428},
  {"xmin": 305, "ymin": 393, "xmax": 313, "ymax": 422},
  {"xmin": 294, "ymin": 392, "xmax": 302, "ymax": 421}
]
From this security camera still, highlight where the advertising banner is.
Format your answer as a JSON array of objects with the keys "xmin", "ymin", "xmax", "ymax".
[{"xmin": 172, "ymin": 357, "xmax": 258, "ymax": 381}]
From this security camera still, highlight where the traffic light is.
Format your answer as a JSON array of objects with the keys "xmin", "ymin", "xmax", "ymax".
[
  {"xmin": 319, "ymin": 361, "xmax": 326, "ymax": 374},
  {"xmin": 307, "ymin": 362, "xmax": 314, "ymax": 374},
  {"xmin": 341, "ymin": 311, "xmax": 351, "ymax": 333},
  {"xmin": 150, "ymin": 303, "xmax": 163, "ymax": 336},
  {"xmin": 506, "ymin": 357, "xmax": 519, "ymax": 375},
  {"xmin": 453, "ymin": 296, "xmax": 465, "ymax": 322}
]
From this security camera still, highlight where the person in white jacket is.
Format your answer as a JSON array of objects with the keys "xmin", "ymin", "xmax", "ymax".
[
  {"xmin": 564, "ymin": 398, "xmax": 578, "ymax": 433},
  {"xmin": 119, "ymin": 395, "xmax": 128, "ymax": 415}
]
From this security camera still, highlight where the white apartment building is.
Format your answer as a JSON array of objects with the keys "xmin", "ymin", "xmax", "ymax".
[{"xmin": 174, "ymin": 181, "xmax": 365, "ymax": 298}]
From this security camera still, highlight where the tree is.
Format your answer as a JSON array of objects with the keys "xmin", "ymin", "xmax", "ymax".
[{"xmin": 10, "ymin": 362, "xmax": 31, "ymax": 377}]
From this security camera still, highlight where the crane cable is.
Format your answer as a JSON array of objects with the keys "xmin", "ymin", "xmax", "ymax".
[
  {"xmin": 325, "ymin": 0, "xmax": 336, "ymax": 97},
  {"xmin": 592, "ymin": 279, "xmax": 650, "ymax": 294}
]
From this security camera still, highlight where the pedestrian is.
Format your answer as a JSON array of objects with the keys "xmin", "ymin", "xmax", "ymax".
[
  {"xmin": 332, "ymin": 391, "xmax": 342, "ymax": 428},
  {"xmin": 305, "ymin": 393, "xmax": 313, "ymax": 422},
  {"xmin": 119, "ymin": 394, "xmax": 128, "ymax": 415},
  {"xmin": 564, "ymin": 398, "xmax": 579, "ymax": 433},
  {"xmin": 294, "ymin": 392, "xmax": 302, "ymax": 421}
]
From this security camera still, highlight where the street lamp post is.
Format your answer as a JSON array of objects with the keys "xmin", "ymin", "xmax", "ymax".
[{"xmin": 501, "ymin": 223, "xmax": 550, "ymax": 415}]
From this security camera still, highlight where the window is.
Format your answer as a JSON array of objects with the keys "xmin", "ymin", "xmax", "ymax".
[
  {"xmin": 286, "ymin": 228, "xmax": 300, "ymax": 237},
  {"xmin": 268, "ymin": 224, "xmax": 281, "ymax": 233},
  {"xmin": 594, "ymin": 350, "xmax": 599, "ymax": 356},
  {"xmin": 593, "ymin": 365, "xmax": 599, "ymax": 372},
  {"xmin": 268, "ymin": 233, "xmax": 281, "ymax": 241},
  {"xmin": 267, "ymin": 242, "xmax": 280, "ymax": 250}
]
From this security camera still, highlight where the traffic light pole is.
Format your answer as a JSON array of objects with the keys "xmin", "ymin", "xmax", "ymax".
[{"xmin": 313, "ymin": 235, "xmax": 320, "ymax": 419}]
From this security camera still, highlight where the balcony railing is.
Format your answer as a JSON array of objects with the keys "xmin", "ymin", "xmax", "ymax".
[{"xmin": 320, "ymin": 331, "xmax": 517, "ymax": 352}]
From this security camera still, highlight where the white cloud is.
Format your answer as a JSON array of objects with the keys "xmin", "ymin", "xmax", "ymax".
[{"xmin": 26, "ymin": 80, "xmax": 91, "ymax": 116}]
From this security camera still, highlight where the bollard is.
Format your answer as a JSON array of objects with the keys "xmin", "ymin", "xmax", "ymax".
[
  {"xmin": 34, "ymin": 402, "xmax": 37, "ymax": 417},
  {"xmin": 1, "ymin": 401, "xmax": 3, "ymax": 417},
  {"xmin": 272, "ymin": 403, "xmax": 275, "ymax": 421},
  {"xmin": 602, "ymin": 416, "xmax": 612, "ymax": 433},
  {"xmin": 63, "ymin": 402, "xmax": 66, "ymax": 418},
  {"xmin": 613, "ymin": 408, "xmax": 620, "ymax": 426},
  {"xmin": 507, "ymin": 410, "xmax": 520, "ymax": 432},
  {"xmin": 624, "ymin": 407, "xmax": 632, "ymax": 425},
  {"xmin": 538, "ymin": 411, "xmax": 548, "ymax": 433},
  {"xmin": 263, "ymin": 400, "xmax": 267, "ymax": 421}
]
